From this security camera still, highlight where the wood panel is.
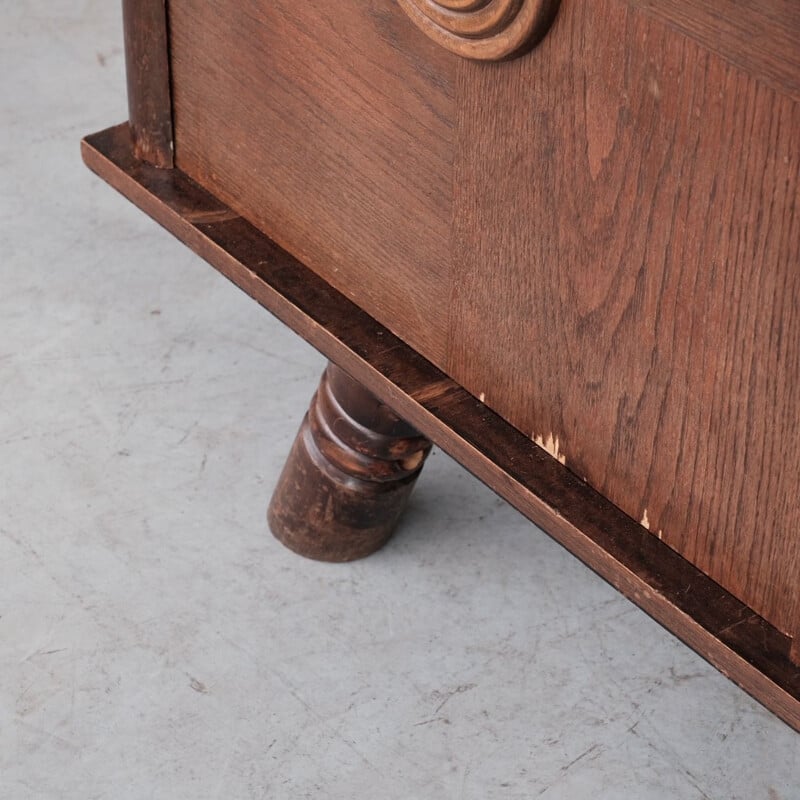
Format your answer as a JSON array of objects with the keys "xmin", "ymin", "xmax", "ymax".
[
  {"xmin": 81, "ymin": 124, "xmax": 800, "ymax": 729},
  {"xmin": 167, "ymin": 0, "xmax": 455, "ymax": 363},
  {"xmin": 450, "ymin": 0, "xmax": 800, "ymax": 636},
  {"xmin": 630, "ymin": 0, "xmax": 800, "ymax": 101}
]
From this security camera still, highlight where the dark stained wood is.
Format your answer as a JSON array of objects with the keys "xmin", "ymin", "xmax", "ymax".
[
  {"xmin": 450, "ymin": 0, "xmax": 800, "ymax": 638},
  {"xmin": 166, "ymin": 0, "xmax": 454, "ymax": 364},
  {"xmin": 268, "ymin": 364, "xmax": 431, "ymax": 562},
  {"xmin": 121, "ymin": 0, "xmax": 173, "ymax": 168},
  {"xmin": 81, "ymin": 124, "xmax": 800, "ymax": 730}
]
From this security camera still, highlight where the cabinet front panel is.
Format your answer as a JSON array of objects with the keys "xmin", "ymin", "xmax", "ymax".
[
  {"xmin": 167, "ymin": 0, "xmax": 799, "ymax": 638},
  {"xmin": 168, "ymin": 0, "xmax": 455, "ymax": 363},
  {"xmin": 450, "ymin": 0, "xmax": 800, "ymax": 636}
]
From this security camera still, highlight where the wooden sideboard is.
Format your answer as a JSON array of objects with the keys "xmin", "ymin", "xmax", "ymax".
[{"xmin": 83, "ymin": 0, "xmax": 800, "ymax": 730}]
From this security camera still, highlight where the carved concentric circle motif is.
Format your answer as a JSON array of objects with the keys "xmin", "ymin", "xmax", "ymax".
[{"xmin": 397, "ymin": 0, "xmax": 557, "ymax": 61}]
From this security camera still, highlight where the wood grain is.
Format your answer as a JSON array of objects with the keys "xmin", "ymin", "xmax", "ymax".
[
  {"xmin": 167, "ymin": 0, "xmax": 455, "ymax": 363},
  {"xmin": 630, "ymin": 0, "xmax": 800, "ymax": 101},
  {"xmin": 81, "ymin": 123, "xmax": 800, "ymax": 728},
  {"xmin": 450, "ymin": 0, "xmax": 800, "ymax": 637},
  {"xmin": 121, "ymin": 0, "xmax": 173, "ymax": 167}
]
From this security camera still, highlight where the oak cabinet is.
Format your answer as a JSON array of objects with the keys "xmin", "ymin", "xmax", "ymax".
[{"xmin": 83, "ymin": 0, "xmax": 800, "ymax": 729}]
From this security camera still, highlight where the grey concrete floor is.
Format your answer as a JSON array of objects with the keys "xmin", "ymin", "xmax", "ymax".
[{"xmin": 1, "ymin": 3, "xmax": 798, "ymax": 798}]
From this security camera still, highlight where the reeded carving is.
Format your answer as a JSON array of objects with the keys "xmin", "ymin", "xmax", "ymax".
[{"xmin": 397, "ymin": 0, "xmax": 558, "ymax": 61}]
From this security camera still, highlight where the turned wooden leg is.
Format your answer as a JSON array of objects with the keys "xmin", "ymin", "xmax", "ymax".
[{"xmin": 268, "ymin": 363, "xmax": 432, "ymax": 562}]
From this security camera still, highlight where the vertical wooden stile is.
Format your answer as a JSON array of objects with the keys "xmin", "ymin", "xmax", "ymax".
[{"xmin": 122, "ymin": 0, "xmax": 173, "ymax": 167}]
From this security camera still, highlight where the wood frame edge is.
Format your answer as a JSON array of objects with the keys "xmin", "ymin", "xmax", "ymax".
[{"xmin": 122, "ymin": 0, "xmax": 174, "ymax": 168}]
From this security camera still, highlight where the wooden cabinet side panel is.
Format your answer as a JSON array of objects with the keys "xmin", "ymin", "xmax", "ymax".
[
  {"xmin": 167, "ymin": 0, "xmax": 455, "ymax": 364},
  {"xmin": 449, "ymin": 0, "xmax": 800, "ymax": 635}
]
